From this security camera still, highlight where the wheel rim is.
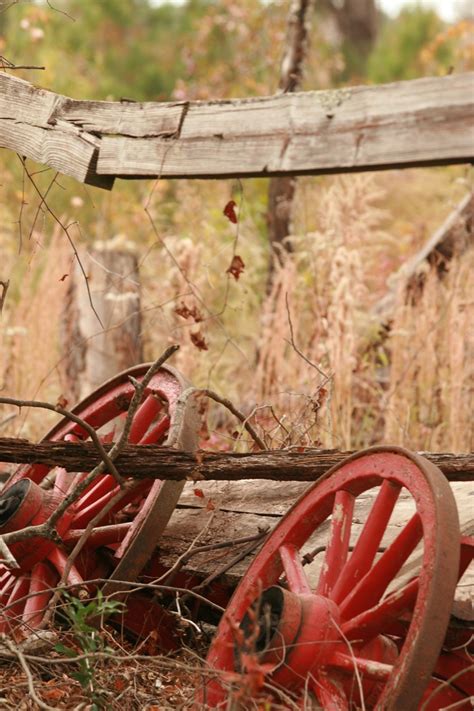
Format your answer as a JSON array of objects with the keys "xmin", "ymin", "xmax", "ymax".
[
  {"xmin": 0, "ymin": 363, "xmax": 199, "ymax": 638},
  {"xmin": 204, "ymin": 447, "xmax": 461, "ymax": 710}
]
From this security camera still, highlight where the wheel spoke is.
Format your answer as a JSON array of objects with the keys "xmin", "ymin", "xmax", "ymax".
[
  {"xmin": 339, "ymin": 513, "xmax": 422, "ymax": 620},
  {"xmin": 326, "ymin": 650, "xmax": 393, "ymax": 682},
  {"xmin": 48, "ymin": 547, "xmax": 84, "ymax": 587},
  {"xmin": 341, "ymin": 577, "xmax": 418, "ymax": 642},
  {"xmin": 23, "ymin": 562, "xmax": 56, "ymax": 628},
  {"xmin": 317, "ymin": 490, "xmax": 354, "ymax": 597},
  {"xmin": 312, "ymin": 671, "xmax": 349, "ymax": 710},
  {"xmin": 72, "ymin": 485, "xmax": 121, "ymax": 528},
  {"xmin": 75, "ymin": 474, "xmax": 116, "ymax": 513},
  {"xmin": 0, "ymin": 577, "xmax": 29, "ymax": 633},
  {"xmin": 64, "ymin": 522, "xmax": 132, "ymax": 547},
  {"xmin": 129, "ymin": 394, "xmax": 163, "ymax": 443},
  {"xmin": 53, "ymin": 468, "xmax": 71, "ymax": 496},
  {"xmin": 332, "ymin": 481, "xmax": 401, "ymax": 604},
  {"xmin": 278, "ymin": 543, "xmax": 311, "ymax": 594},
  {"xmin": 138, "ymin": 415, "xmax": 170, "ymax": 445}
]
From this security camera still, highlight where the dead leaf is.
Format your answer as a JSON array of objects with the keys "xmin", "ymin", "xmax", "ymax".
[
  {"xmin": 59, "ymin": 273, "xmax": 69, "ymax": 282},
  {"xmin": 223, "ymin": 199, "xmax": 238, "ymax": 224},
  {"xmin": 56, "ymin": 395, "xmax": 68, "ymax": 409},
  {"xmin": 190, "ymin": 331, "xmax": 208, "ymax": 351},
  {"xmin": 175, "ymin": 302, "xmax": 203, "ymax": 322},
  {"xmin": 206, "ymin": 498, "xmax": 216, "ymax": 511},
  {"xmin": 226, "ymin": 254, "xmax": 245, "ymax": 280},
  {"xmin": 42, "ymin": 687, "xmax": 67, "ymax": 701}
]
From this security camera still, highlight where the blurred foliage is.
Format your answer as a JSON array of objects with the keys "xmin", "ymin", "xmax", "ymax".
[{"xmin": 367, "ymin": 6, "xmax": 473, "ymax": 83}]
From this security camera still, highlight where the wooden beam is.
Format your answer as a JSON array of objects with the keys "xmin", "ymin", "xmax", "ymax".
[
  {"xmin": 0, "ymin": 74, "xmax": 114, "ymax": 189},
  {"xmin": 0, "ymin": 438, "xmax": 472, "ymax": 481},
  {"xmin": 0, "ymin": 72, "xmax": 473, "ymax": 186}
]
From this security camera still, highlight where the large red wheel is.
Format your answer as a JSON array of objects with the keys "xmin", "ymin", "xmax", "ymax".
[
  {"xmin": 0, "ymin": 363, "xmax": 199, "ymax": 639},
  {"xmin": 202, "ymin": 447, "xmax": 463, "ymax": 710}
]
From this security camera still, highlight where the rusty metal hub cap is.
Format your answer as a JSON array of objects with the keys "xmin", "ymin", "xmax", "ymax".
[{"xmin": 203, "ymin": 447, "xmax": 463, "ymax": 710}]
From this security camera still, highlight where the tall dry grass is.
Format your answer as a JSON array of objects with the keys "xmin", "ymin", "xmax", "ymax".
[
  {"xmin": 1, "ymin": 171, "xmax": 471, "ymax": 453},
  {"xmin": 384, "ymin": 246, "xmax": 473, "ymax": 452},
  {"xmin": 0, "ymin": 226, "xmax": 72, "ymax": 439}
]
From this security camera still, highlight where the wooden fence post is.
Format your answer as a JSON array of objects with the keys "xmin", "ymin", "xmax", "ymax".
[{"xmin": 60, "ymin": 246, "xmax": 143, "ymax": 402}]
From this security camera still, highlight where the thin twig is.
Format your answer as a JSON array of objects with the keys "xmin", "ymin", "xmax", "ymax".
[
  {"xmin": 0, "ymin": 57, "xmax": 45, "ymax": 70},
  {"xmin": 285, "ymin": 293, "xmax": 332, "ymax": 383},
  {"xmin": 155, "ymin": 510, "xmax": 216, "ymax": 585},
  {"xmin": 46, "ymin": 0, "xmax": 75, "ymax": 21},
  {"xmin": 191, "ymin": 387, "xmax": 266, "ymax": 451},
  {"xmin": 18, "ymin": 157, "xmax": 104, "ymax": 328}
]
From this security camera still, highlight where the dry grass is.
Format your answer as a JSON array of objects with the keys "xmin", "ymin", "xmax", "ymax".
[
  {"xmin": 0, "ymin": 225, "xmax": 72, "ymax": 440},
  {"xmin": 384, "ymin": 246, "xmax": 474, "ymax": 451},
  {"xmin": 0, "ymin": 169, "xmax": 472, "ymax": 453}
]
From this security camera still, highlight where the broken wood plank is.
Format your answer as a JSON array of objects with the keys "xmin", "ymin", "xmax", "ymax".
[
  {"xmin": 1, "ymin": 72, "xmax": 473, "ymax": 186},
  {"xmin": 0, "ymin": 437, "xmax": 472, "ymax": 481},
  {"xmin": 0, "ymin": 74, "xmax": 114, "ymax": 189}
]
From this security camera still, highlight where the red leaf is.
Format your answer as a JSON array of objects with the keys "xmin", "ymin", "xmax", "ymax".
[
  {"xmin": 175, "ymin": 302, "xmax": 203, "ymax": 322},
  {"xmin": 226, "ymin": 255, "xmax": 245, "ymax": 280},
  {"xmin": 194, "ymin": 488, "xmax": 205, "ymax": 498},
  {"xmin": 190, "ymin": 330, "xmax": 208, "ymax": 351},
  {"xmin": 223, "ymin": 200, "xmax": 238, "ymax": 224}
]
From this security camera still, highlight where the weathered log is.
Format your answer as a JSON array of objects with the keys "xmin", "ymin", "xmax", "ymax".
[
  {"xmin": 0, "ymin": 437, "xmax": 472, "ymax": 481},
  {"xmin": 1, "ymin": 72, "xmax": 473, "ymax": 186}
]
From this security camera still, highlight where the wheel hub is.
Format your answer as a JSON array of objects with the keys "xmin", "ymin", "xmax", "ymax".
[
  {"xmin": 240, "ymin": 585, "xmax": 341, "ymax": 689},
  {"xmin": 0, "ymin": 479, "xmax": 74, "ymax": 574}
]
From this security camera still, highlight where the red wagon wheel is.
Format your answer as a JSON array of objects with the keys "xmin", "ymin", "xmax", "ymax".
[
  {"xmin": 203, "ymin": 447, "xmax": 462, "ymax": 710},
  {"xmin": 0, "ymin": 363, "xmax": 199, "ymax": 639}
]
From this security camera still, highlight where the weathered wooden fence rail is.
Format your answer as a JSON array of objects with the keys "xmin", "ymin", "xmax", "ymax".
[
  {"xmin": 1, "ymin": 72, "xmax": 473, "ymax": 188},
  {"xmin": 0, "ymin": 438, "xmax": 472, "ymax": 481}
]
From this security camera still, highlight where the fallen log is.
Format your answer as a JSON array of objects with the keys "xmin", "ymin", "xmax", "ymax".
[{"xmin": 0, "ymin": 437, "xmax": 472, "ymax": 481}]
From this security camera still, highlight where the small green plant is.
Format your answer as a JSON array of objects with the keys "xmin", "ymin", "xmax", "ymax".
[{"xmin": 55, "ymin": 590, "xmax": 125, "ymax": 709}]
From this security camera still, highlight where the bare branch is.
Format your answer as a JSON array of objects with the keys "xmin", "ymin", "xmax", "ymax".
[{"xmin": 193, "ymin": 388, "xmax": 267, "ymax": 451}]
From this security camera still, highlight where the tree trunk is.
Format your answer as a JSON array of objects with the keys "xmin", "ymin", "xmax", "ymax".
[
  {"xmin": 266, "ymin": 0, "xmax": 313, "ymax": 288},
  {"xmin": 60, "ymin": 247, "xmax": 143, "ymax": 402},
  {"xmin": 328, "ymin": 0, "xmax": 378, "ymax": 76}
]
